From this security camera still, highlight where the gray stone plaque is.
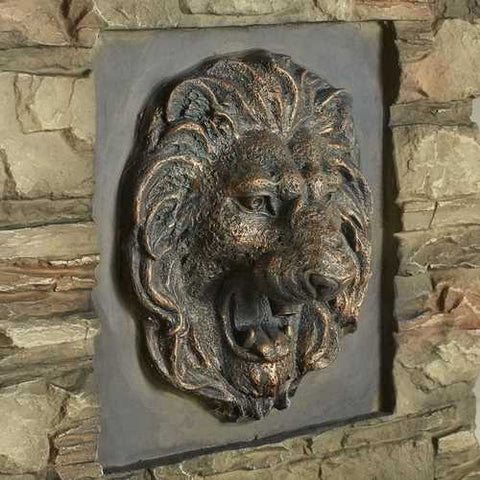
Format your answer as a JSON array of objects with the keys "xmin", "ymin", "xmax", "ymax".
[{"xmin": 94, "ymin": 22, "xmax": 384, "ymax": 470}]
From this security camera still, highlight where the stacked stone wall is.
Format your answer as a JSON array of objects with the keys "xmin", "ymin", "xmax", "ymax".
[{"xmin": 1, "ymin": 1, "xmax": 480, "ymax": 479}]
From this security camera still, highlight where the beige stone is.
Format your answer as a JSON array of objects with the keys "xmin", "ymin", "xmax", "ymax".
[
  {"xmin": 182, "ymin": 0, "xmax": 298, "ymax": 15},
  {"xmin": 400, "ymin": 20, "xmax": 480, "ymax": 102},
  {"xmin": 320, "ymin": 436, "xmax": 434, "ymax": 480},
  {"xmin": 0, "ymin": 47, "xmax": 92, "ymax": 75},
  {"xmin": 432, "ymin": 198, "xmax": 480, "ymax": 228},
  {"xmin": 0, "ymin": 314, "xmax": 98, "ymax": 349},
  {"xmin": 0, "ymin": 73, "xmax": 93, "ymax": 199},
  {"xmin": 393, "ymin": 126, "xmax": 480, "ymax": 202},
  {"xmin": 354, "ymin": 0, "xmax": 434, "ymax": 20},
  {"xmin": 16, "ymin": 74, "xmax": 95, "ymax": 145},
  {"xmin": 396, "ymin": 226, "xmax": 480, "ymax": 275},
  {"xmin": 0, "ymin": 0, "xmax": 70, "ymax": 49},
  {"xmin": 401, "ymin": 201, "xmax": 435, "ymax": 231},
  {"xmin": 0, "ymin": 223, "xmax": 97, "ymax": 261},
  {"xmin": 394, "ymin": 273, "xmax": 432, "ymax": 320},
  {"xmin": 0, "ymin": 380, "xmax": 65, "ymax": 473}
]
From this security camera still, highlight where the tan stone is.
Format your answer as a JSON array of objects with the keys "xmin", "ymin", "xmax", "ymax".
[
  {"xmin": 432, "ymin": 198, "xmax": 480, "ymax": 229},
  {"xmin": 320, "ymin": 436, "xmax": 434, "ymax": 480},
  {"xmin": 394, "ymin": 273, "xmax": 432, "ymax": 320},
  {"xmin": 396, "ymin": 226, "xmax": 480, "ymax": 275},
  {"xmin": 0, "ymin": 47, "xmax": 92, "ymax": 75},
  {"xmin": 401, "ymin": 201, "xmax": 435, "ymax": 231},
  {"xmin": 354, "ymin": 0, "xmax": 434, "ymax": 20},
  {"xmin": 15, "ymin": 74, "xmax": 95, "ymax": 145},
  {"xmin": 0, "ymin": 222, "xmax": 97, "ymax": 261},
  {"xmin": 0, "ymin": 198, "xmax": 92, "ymax": 229},
  {"xmin": 0, "ymin": 289, "xmax": 93, "ymax": 322},
  {"xmin": 0, "ymin": 314, "xmax": 98, "ymax": 349},
  {"xmin": 0, "ymin": 0, "xmax": 70, "ymax": 49},
  {"xmin": 0, "ymin": 73, "xmax": 93, "ymax": 199},
  {"xmin": 0, "ymin": 340, "xmax": 95, "ymax": 387},
  {"xmin": 394, "ymin": 21, "xmax": 434, "ymax": 63},
  {"xmin": 0, "ymin": 380, "xmax": 65, "ymax": 473},
  {"xmin": 393, "ymin": 126, "xmax": 480, "ymax": 202},
  {"xmin": 182, "ymin": 0, "xmax": 299, "ymax": 15},
  {"xmin": 400, "ymin": 20, "xmax": 480, "ymax": 102}
]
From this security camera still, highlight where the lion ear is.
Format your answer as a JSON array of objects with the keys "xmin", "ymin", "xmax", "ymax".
[
  {"xmin": 313, "ymin": 88, "xmax": 355, "ymax": 150},
  {"xmin": 167, "ymin": 80, "xmax": 216, "ymax": 123}
]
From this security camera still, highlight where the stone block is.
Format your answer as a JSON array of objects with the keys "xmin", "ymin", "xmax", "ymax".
[
  {"xmin": 0, "ymin": 0, "xmax": 70, "ymax": 49},
  {"xmin": 16, "ymin": 74, "xmax": 95, "ymax": 145},
  {"xmin": 394, "ymin": 21, "xmax": 434, "ymax": 63},
  {"xmin": 0, "ymin": 380, "xmax": 65, "ymax": 474},
  {"xmin": 390, "ymin": 100, "xmax": 472, "ymax": 127},
  {"xmin": 0, "ymin": 198, "xmax": 92, "ymax": 229},
  {"xmin": 181, "ymin": 0, "xmax": 299, "ymax": 15},
  {"xmin": 320, "ymin": 436, "xmax": 434, "ymax": 480},
  {"xmin": 0, "ymin": 314, "xmax": 98, "ymax": 349},
  {"xmin": 396, "ymin": 226, "xmax": 480, "ymax": 275},
  {"xmin": 393, "ymin": 125, "xmax": 480, "ymax": 203},
  {"xmin": 354, "ymin": 0, "xmax": 434, "ymax": 20},
  {"xmin": 0, "ymin": 73, "xmax": 93, "ymax": 199},
  {"xmin": 0, "ymin": 256, "xmax": 97, "ymax": 294},
  {"xmin": 399, "ymin": 20, "xmax": 480, "ymax": 102},
  {"xmin": 394, "ymin": 273, "xmax": 432, "ymax": 320},
  {"xmin": 435, "ymin": 430, "xmax": 480, "ymax": 480},
  {"xmin": 0, "ymin": 223, "xmax": 97, "ymax": 261},
  {"xmin": 0, "ymin": 47, "xmax": 92, "ymax": 75}
]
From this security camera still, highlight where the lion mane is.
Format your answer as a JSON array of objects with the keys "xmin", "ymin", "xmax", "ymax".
[{"xmin": 120, "ymin": 51, "xmax": 372, "ymax": 419}]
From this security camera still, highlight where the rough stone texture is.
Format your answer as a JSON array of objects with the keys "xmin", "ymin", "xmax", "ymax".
[
  {"xmin": 0, "ymin": 73, "xmax": 93, "ymax": 199},
  {"xmin": 390, "ymin": 100, "xmax": 473, "ymax": 127},
  {"xmin": 394, "ymin": 273, "xmax": 432, "ymax": 320},
  {"xmin": 0, "ymin": 0, "xmax": 70, "ymax": 49},
  {"xmin": 181, "ymin": 0, "xmax": 299, "ymax": 15},
  {"xmin": 393, "ymin": 125, "xmax": 480, "ymax": 203},
  {"xmin": 0, "ymin": 379, "xmax": 65, "ymax": 474},
  {"xmin": 320, "ymin": 436, "xmax": 434, "ymax": 480},
  {"xmin": 401, "ymin": 198, "xmax": 480, "ymax": 231},
  {"xmin": 399, "ymin": 20, "xmax": 480, "ymax": 102},
  {"xmin": 396, "ymin": 226, "xmax": 480, "ymax": 275},
  {"xmin": 0, "ymin": 223, "xmax": 97, "ymax": 261},
  {"xmin": 0, "ymin": 47, "xmax": 92, "ymax": 75},
  {"xmin": 0, "ymin": 198, "xmax": 92, "ymax": 229},
  {"xmin": 354, "ymin": 0, "xmax": 434, "ymax": 21}
]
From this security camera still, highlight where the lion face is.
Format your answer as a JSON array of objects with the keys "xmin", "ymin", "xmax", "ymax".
[{"xmin": 121, "ymin": 51, "xmax": 372, "ymax": 420}]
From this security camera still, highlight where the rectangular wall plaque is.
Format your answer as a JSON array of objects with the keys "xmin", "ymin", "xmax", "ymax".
[{"xmin": 94, "ymin": 22, "xmax": 384, "ymax": 471}]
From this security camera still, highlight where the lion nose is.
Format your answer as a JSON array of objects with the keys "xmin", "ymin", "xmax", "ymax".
[{"xmin": 305, "ymin": 273, "xmax": 339, "ymax": 300}]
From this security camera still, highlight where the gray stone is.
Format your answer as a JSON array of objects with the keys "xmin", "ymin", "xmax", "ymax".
[
  {"xmin": 95, "ymin": 23, "xmax": 384, "ymax": 468},
  {"xmin": 320, "ymin": 436, "xmax": 434, "ymax": 480},
  {"xmin": 0, "ymin": 198, "xmax": 92, "ymax": 229},
  {"xmin": 396, "ymin": 226, "xmax": 480, "ymax": 275},
  {"xmin": 0, "ymin": 223, "xmax": 97, "ymax": 261},
  {"xmin": 399, "ymin": 20, "xmax": 480, "ymax": 102},
  {"xmin": 394, "ymin": 274, "xmax": 432, "ymax": 320},
  {"xmin": 401, "ymin": 201, "xmax": 435, "ymax": 231},
  {"xmin": 432, "ymin": 198, "xmax": 480, "ymax": 229},
  {"xmin": 390, "ymin": 100, "xmax": 472, "ymax": 127},
  {"xmin": 0, "ymin": 380, "xmax": 65, "ymax": 474},
  {"xmin": 393, "ymin": 126, "xmax": 480, "ymax": 203}
]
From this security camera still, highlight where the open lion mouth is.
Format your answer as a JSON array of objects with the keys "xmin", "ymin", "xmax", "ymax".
[{"xmin": 218, "ymin": 279, "xmax": 302, "ymax": 363}]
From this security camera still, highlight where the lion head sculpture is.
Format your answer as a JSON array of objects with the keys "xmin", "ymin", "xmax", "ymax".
[{"xmin": 120, "ymin": 50, "xmax": 372, "ymax": 421}]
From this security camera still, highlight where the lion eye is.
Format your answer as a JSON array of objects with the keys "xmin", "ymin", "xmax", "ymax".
[{"xmin": 235, "ymin": 195, "xmax": 276, "ymax": 216}]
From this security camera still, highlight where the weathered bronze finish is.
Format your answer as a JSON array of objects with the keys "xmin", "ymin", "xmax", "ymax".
[{"xmin": 120, "ymin": 51, "xmax": 372, "ymax": 421}]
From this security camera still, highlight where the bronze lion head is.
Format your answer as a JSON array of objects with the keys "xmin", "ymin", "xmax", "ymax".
[{"xmin": 120, "ymin": 51, "xmax": 372, "ymax": 420}]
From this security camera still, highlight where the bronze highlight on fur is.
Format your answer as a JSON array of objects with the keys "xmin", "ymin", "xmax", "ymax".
[{"xmin": 120, "ymin": 51, "xmax": 372, "ymax": 420}]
